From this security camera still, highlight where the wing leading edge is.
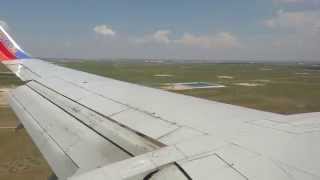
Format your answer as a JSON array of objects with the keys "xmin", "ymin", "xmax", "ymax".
[{"xmin": 1, "ymin": 25, "xmax": 320, "ymax": 180}]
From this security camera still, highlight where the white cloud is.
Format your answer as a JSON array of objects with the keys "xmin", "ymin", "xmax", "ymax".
[
  {"xmin": 264, "ymin": 19, "xmax": 277, "ymax": 28},
  {"xmin": 261, "ymin": 9, "xmax": 320, "ymax": 61},
  {"xmin": 152, "ymin": 30, "xmax": 171, "ymax": 43},
  {"xmin": 94, "ymin": 25, "xmax": 116, "ymax": 36},
  {"xmin": 263, "ymin": 10, "xmax": 320, "ymax": 34},
  {"xmin": 135, "ymin": 30, "xmax": 171, "ymax": 44},
  {"xmin": 176, "ymin": 32, "xmax": 240, "ymax": 49},
  {"xmin": 273, "ymin": 0, "xmax": 306, "ymax": 4},
  {"xmin": 135, "ymin": 30, "xmax": 240, "ymax": 49},
  {"xmin": 273, "ymin": 0, "xmax": 320, "ymax": 5}
]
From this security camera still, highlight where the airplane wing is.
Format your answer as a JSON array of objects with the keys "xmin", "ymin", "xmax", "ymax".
[{"xmin": 1, "ymin": 26, "xmax": 320, "ymax": 180}]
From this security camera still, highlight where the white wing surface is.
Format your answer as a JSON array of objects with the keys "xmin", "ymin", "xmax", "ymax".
[{"xmin": 1, "ymin": 26, "xmax": 320, "ymax": 180}]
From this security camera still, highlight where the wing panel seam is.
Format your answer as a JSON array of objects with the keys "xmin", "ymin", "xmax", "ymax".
[
  {"xmin": 26, "ymin": 83, "xmax": 135, "ymax": 157},
  {"xmin": 30, "ymin": 80, "xmax": 166, "ymax": 148},
  {"xmin": 10, "ymin": 93, "xmax": 80, "ymax": 168}
]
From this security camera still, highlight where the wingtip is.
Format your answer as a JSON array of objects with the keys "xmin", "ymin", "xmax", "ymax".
[{"xmin": 0, "ymin": 25, "xmax": 30, "ymax": 61}]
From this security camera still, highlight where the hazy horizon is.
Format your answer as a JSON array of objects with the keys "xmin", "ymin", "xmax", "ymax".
[{"xmin": 44, "ymin": 57, "xmax": 320, "ymax": 64}]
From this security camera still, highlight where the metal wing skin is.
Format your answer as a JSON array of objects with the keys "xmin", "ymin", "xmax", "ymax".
[{"xmin": 1, "ymin": 26, "xmax": 320, "ymax": 180}]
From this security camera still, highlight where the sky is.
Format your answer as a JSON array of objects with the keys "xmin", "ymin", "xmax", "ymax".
[{"xmin": 0, "ymin": 0, "xmax": 320, "ymax": 61}]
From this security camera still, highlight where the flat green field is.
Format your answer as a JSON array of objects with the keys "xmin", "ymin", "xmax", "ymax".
[{"xmin": 60, "ymin": 60, "xmax": 320, "ymax": 114}]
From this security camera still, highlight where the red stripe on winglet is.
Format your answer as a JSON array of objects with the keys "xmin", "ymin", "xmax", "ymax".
[
  {"xmin": 0, "ymin": 41, "xmax": 16, "ymax": 61},
  {"xmin": 0, "ymin": 50, "xmax": 9, "ymax": 60}
]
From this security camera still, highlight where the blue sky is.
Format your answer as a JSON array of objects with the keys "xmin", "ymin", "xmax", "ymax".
[{"xmin": 1, "ymin": 0, "xmax": 320, "ymax": 61}]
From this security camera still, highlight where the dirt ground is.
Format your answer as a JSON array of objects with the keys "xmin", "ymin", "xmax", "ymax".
[{"xmin": 0, "ymin": 89, "xmax": 51, "ymax": 180}]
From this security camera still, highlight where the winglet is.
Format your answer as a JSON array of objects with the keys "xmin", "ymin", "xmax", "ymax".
[{"xmin": 0, "ymin": 26, "xmax": 30, "ymax": 61}]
